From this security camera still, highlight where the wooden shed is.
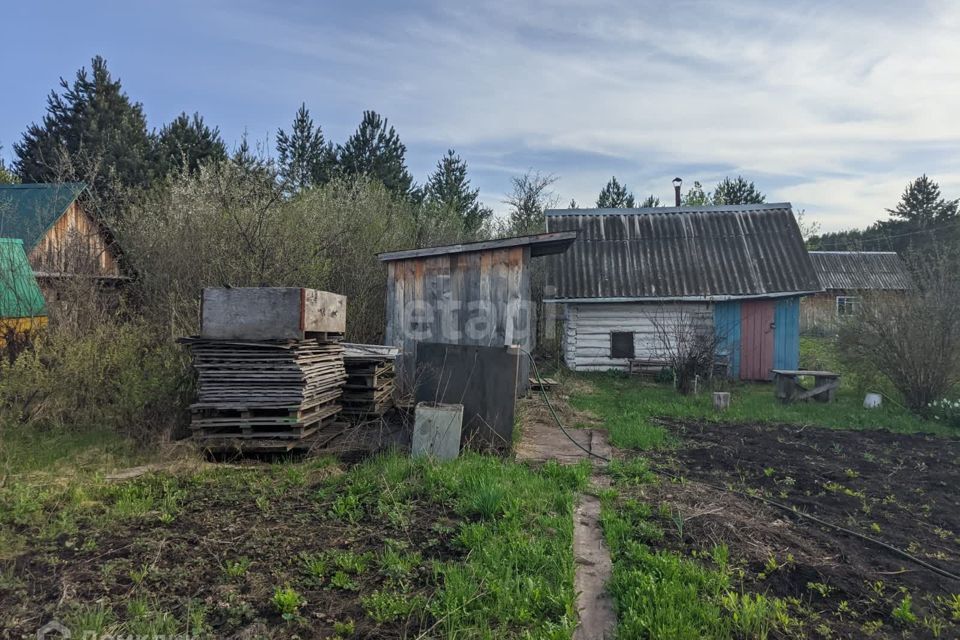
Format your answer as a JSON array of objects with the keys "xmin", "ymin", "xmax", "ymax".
[
  {"xmin": 801, "ymin": 251, "xmax": 912, "ymax": 333},
  {"xmin": 378, "ymin": 232, "xmax": 577, "ymax": 394},
  {"xmin": 0, "ymin": 183, "xmax": 127, "ymax": 305},
  {"xmin": 544, "ymin": 204, "xmax": 822, "ymax": 380}
]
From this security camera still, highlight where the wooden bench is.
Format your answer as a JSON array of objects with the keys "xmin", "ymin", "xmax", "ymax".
[
  {"xmin": 627, "ymin": 358, "xmax": 670, "ymax": 376},
  {"xmin": 772, "ymin": 369, "xmax": 841, "ymax": 404}
]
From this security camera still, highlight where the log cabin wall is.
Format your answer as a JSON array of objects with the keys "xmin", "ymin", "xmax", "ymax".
[{"xmin": 384, "ymin": 245, "xmax": 533, "ymax": 395}]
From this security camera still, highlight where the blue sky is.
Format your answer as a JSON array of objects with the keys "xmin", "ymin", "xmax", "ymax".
[{"xmin": 2, "ymin": 0, "xmax": 958, "ymax": 231}]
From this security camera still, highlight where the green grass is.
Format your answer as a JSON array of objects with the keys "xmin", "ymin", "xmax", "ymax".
[
  {"xmin": 568, "ymin": 371, "xmax": 951, "ymax": 450},
  {"xmin": 0, "ymin": 423, "xmax": 143, "ymax": 477},
  {"xmin": 565, "ymin": 336, "xmax": 956, "ymax": 451},
  {"xmin": 1, "ymin": 438, "xmax": 589, "ymax": 638},
  {"xmin": 600, "ymin": 483, "xmax": 795, "ymax": 639}
]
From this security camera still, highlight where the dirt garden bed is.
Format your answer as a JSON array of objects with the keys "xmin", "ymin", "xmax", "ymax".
[
  {"xmin": 1, "ymin": 464, "xmax": 462, "ymax": 639},
  {"xmin": 640, "ymin": 420, "xmax": 960, "ymax": 638}
]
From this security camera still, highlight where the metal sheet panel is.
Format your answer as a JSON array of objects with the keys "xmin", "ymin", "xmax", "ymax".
[
  {"xmin": 808, "ymin": 251, "xmax": 912, "ymax": 291},
  {"xmin": 544, "ymin": 204, "xmax": 821, "ymax": 300}
]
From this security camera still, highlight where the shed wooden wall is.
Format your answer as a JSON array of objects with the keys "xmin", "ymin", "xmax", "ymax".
[
  {"xmin": 563, "ymin": 298, "xmax": 802, "ymax": 377},
  {"xmin": 384, "ymin": 246, "xmax": 532, "ymax": 393},
  {"xmin": 27, "ymin": 201, "xmax": 121, "ymax": 277},
  {"xmin": 562, "ymin": 302, "xmax": 713, "ymax": 371}
]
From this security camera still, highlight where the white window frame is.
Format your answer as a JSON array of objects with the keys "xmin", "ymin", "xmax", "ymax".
[{"xmin": 836, "ymin": 295, "xmax": 858, "ymax": 317}]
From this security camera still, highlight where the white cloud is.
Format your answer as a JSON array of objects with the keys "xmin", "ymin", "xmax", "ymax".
[{"xmin": 209, "ymin": 0, "xmax": 960, "ymax": 230}]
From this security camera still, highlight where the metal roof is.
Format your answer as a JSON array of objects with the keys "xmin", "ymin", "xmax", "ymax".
[
  {"xmin": 0, "ymin": 183, "xmax": 87, "ymax": 250},
  {"xmin": 0, "ymin": 238, "xmax": 46, "ymax": 318},
  {"xmin": 808, "ymin": 251, "xmax": 912, "ymax": 291},
  {"xmin": 543, "ymin": 204, "xmax": 821, "ymax": 301},
  {"xmin": 377, "ymin": 231, "xmax": 577, "ymax": 262}
]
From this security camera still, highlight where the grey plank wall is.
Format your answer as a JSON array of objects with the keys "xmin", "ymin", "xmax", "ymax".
[{"xmin": 385, "ymin": 246, "xmax": 532, "ymax": 395}]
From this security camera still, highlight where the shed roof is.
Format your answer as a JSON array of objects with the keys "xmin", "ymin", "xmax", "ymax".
[
  {"xmin": 0, "ymin": 238, "xmax": 46, "ymax": 318},
  {"xmin": 544, "ymin": 203, "xmax": 821, "ymax": 301},
  {"xmin": 377, "ymin": 231, "xmax": 578, "ymax": 262},
  {"xmin": 808, "ymin": 251, "xmax": 912, "ymax": 291},
  {"xmin": 0, "ymin": 183, "xmax": 87, "ymax": 250}
]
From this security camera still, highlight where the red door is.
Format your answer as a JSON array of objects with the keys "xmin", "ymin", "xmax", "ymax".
[{"xmin": 740, "ymin": 300, "xmax": 775, "ymax": 380}]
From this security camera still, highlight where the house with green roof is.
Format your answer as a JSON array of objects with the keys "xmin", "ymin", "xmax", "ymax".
[
  {"xmin": 0, "ymin": 183, "xmax": 126, "ymax": 300},
  {"xmin": 0, "ymin": 237, "xmax": 47, "ymax": 344}
]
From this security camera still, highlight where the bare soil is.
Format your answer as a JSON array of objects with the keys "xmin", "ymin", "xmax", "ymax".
[
  {"xmin": 642, "ymin": 419, "xmax": 960, "ymax": 639},
  {"xmin": 0, "ymin": 466, "xmax": 462, "ymax": 639}
]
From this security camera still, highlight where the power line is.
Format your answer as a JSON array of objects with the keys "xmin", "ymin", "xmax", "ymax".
[{"xmin": 811, "ymin": 219, "xmax": 959, "ymax": 250}]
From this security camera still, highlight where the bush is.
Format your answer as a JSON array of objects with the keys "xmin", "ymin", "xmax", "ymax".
[
  {"xmin": 837, "ymin": 263, "xmax": 960, "ymax": 414},
  {"xmin": 121, "ymin": 166, "xmax": 469, "ymax": 342},
  {"xmin": 929, "ymin": 399, "xmax": 960, "ymax": 428},
  {"xmin": 0, "ymin": 320, "xmax": 191, "ymax": 439}
]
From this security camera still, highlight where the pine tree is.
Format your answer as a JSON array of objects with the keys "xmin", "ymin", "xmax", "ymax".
[
  {"xmin": 424, "ymin": 150, "xmax": 491, "ymax": 235},
  {"xmin": 639, "ymin": 195, "xmax": 660, "ymax": 207},
  {"xmin": 14, "ymin": 56, "xmax": 152, "ymax": 198},
  {"xmin": 153, "ymin": 112, "xmax": 226, "ymax": 176},
  {"xmin": 886, "ymin": 175, "xmax": 959, "ymax": 227},
  {"xmin": 596, "ymin": 176, "xmax": 636, "ymax": 208},
  {"xmin": 336, "ymin": 111, "xmax": 413, "ymax": 197},
  {"xmin": 682, "ymin": 181, "xmax": 711, "ymax": 206},
  {"xmin": 231, "ymin": 133, "xmax": 276, "ymax": 181},
  {"xmin": 276, "ymin": 103, "xmax": 332, "ymax": 193},
  {"xmin": 711, "ymin": 176, "xmax": 765, "ymax": 205}
]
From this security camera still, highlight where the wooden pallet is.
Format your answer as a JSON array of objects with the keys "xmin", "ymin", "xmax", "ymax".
[
  {"xmin": 341, "ymin": 356, "xmax": 395, "ymax": 420},
  {"xmin": 182, "ymin": 336, "xmax": 348, "ymax": 446},
  {"xmin": 198, "ymin": 420, "xmax": 352, "ymax": 452}
]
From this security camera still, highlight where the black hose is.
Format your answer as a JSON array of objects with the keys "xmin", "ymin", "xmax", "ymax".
[{"xmin": 521, "ymin": 350, "xmax": 960, "ymax": 583}]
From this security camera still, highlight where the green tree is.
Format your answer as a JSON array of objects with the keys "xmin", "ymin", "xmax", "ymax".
[
  {"xmin": 336, "ymin": 111, "xmax": 413, "ymax": 197},
  {"xmin": 885, "ymin": 175, "xmax": 959, "ymax": 227},
  {"xmin": 504, "ymin": 171, "xmax": 558, "ymax": 235},
  {"xmin": 423, "ymin": 149, "xmax": 491, "ymax": 235},
  {"xmin": 711, "ymin": 176, "xmax": 765, "ymax": 205},
  {"xmin": 153, "ymin": 112, "xmax": 226, "ymax": 176},
  {"xmin": 276, "ymin": 103, "xmax": 332, "ymax": 194},
  {"xmin": 596, "ymin": 176, "xmax": 636, "ymax": 208},
  {"xmin": 639, "ymin": 195, "xmax": 660, "ymax": 207},
  {"xmin": 14, "ymin": 56, "xmax": 152, "ymax": 199},
  {"xmin": 682, "ymin": 181, "xmax": 711, "ymax": 206},
  {"xmin": 0, "ymin": 145, "xmax": 17, "ymax": 184}
]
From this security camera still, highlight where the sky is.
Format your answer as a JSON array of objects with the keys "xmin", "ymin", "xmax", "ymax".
[{"xmin": 1, "ymin": 0, "xmax": 959, "ymax": 231}]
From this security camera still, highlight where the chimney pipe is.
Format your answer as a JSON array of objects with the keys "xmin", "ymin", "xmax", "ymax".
[{"xmin": 672, "ymin": 177, "xmax": 683, "ymax": 206}]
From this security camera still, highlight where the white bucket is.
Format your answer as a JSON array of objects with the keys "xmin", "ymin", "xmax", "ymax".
[{"xmin": 863, "ymin": 392, "xmax": 882, "ymax": 409}]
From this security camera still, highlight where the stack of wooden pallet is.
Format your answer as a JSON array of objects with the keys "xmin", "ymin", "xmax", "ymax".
[
  {"xmin": 182, "ymin": 287, "xmax": 349, "ymax": 452},
  {"xmin": 182, "ymin": 338, "xmax": 346, "ymax": 449},
  {"xmin": 341, "ymin": 343, "xmax": 397, "ymax": 420}
]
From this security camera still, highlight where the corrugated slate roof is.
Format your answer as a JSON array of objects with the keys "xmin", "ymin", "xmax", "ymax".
[
  {"xmin": 0, "ymin": 238, "xmax": 46, "ymax": 318},
  {"xmin": 378, "ymin": 231, "xmax": 577, "ymax": 262},
  {"xmin": 544, "ymin": 203, "xmax": 821, "ymax": 301},
  {"xmin": 0, "ymin": 183, "xmax": 87, "ymax": 250},
  {"xmin": 808, "ymin": 251, "xmax": 912, "ymax": 291}
]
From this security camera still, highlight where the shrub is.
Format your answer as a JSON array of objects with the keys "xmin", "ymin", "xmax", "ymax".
[
  {"xmin": 929, "ymin": 399, "xmax": 960, "ymax": 428},
  {"xmin": 838, "ymin": 263, "xmax": 960, "ymax": 414},
  {"xmin": 0, "ymin": 320, "xmax": 190, "ymax": 439}
]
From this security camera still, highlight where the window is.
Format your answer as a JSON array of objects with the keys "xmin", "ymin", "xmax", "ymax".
[
  {"xmin": 836, "ymin": 296, "xmax": 858, "ymax": 317},
  {"xmin": 611, "ymin": 331, "xmax": 635, "ymax": 359}
]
